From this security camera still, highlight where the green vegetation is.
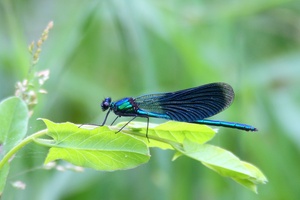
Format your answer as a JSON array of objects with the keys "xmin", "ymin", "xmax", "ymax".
[{"xmin": 1, "ymin": 0, "xmax": 300, "ymax": 199}]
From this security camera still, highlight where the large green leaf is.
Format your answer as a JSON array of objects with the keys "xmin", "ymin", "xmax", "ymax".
[
  {"xmin": 0, "ymin": 97, "xmax": 28, "ymax": 194},
  {"xmin": 41, "ymin": 119, "xmax": 150, "ymax": 171},
  {"xmin": 38, "ymin": 119, "xmax": 266, "ymax": 192},
  {"xmin": 0, "ymin": 97, "xmax": 29, "ymax": 157}
]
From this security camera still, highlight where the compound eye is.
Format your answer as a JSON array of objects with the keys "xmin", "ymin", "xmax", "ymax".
[{"xmin": 101, "ymin": 97, "xmax": 111, "ymax": 111}]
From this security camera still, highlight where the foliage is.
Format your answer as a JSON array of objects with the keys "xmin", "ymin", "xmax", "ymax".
[
  {"xmin": 1, "ymin": 0, "xmax": 300, "ymax": 200},
  {"xmin": 0, "ymin": 115, "xmax": 266, "ymax": 195}
]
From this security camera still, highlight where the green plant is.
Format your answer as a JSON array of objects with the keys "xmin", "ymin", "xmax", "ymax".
[
  {"xmin": 0, "ymin": 21, "xmax": 266, "ymax": 196},
  {"xmin": 0, "ymin": 115, "xmax": 267, "ymax": 194}
]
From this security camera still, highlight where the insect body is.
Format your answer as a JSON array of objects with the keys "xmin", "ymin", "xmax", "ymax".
[{"xmin": 101, "ymin": 83, "xmax": 257, "ymax": 137}]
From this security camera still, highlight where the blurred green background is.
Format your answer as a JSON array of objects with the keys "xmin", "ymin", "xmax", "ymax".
[{"xmin": 1, "ymin": 0, "xmax": 300, "ymax": 199}]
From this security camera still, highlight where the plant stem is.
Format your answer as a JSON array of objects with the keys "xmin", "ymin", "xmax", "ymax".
[{"xmin": 0, "ymin": 129, "xmax": 48, "ymax": 170}]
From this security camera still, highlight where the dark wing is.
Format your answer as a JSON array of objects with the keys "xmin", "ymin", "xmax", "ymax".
[{"xmin": 134, "ymin": 83, "xmax": 234, "ymax": 122}]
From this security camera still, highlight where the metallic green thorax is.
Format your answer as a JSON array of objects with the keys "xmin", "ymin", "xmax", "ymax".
[{"xmin": 111, "ymin": 97, "xmax": 138, "ymax": 116}]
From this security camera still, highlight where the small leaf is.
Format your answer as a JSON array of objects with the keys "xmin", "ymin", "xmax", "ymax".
[
  {"xmin": 41, "ymin": 119, "xmax": 150, "ymax": 171},
  {"xmin": 0, "ymin": 97, "xmax": 29, "ymax": 157},
  {"xmin": 176, "ymin": 139, "xmax": 267, "ymax": 193}
]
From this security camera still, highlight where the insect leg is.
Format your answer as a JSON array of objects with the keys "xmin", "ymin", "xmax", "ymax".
[
  {"xmin": 116, "ymin": 116, "xmax": 137, "ymax": 133},
  {"xmin": 110, "ymin": 116, "xmax": 119, "ymax": 126},
  {"xmin": 101, "ymin": 109, "xmax": 111, "ymax": 126},
  {"xmin": 145, "ymin": 117, "xmax": 150, "ymax": 142}
]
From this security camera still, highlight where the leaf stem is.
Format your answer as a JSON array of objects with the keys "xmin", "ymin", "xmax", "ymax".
[{"xmin": 0, "ymin": 129, "xmax": 48, "ymax": 170}]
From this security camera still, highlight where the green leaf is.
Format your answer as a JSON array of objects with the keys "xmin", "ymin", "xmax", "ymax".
[
  {"xmin": 176, "ymin": 139, "xmax": 267, "ymax": 193},
  {"xmin": 120, "ymin": 121, "xmax": 216, "ymax": 149},
  {"xmin": 41, "ymin": 119, "xmax": 150, "ymax": 171},
  {"xmin": 0, "ymin": 97, "xmax": 29, "ymax": 157},
  {"xmin": 38, "ymin": 119, "xmax": 266, "ymax": 192},
  {"xmin": 0, "ymin": 97, "xmax": 28, "ymax": 194}
]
